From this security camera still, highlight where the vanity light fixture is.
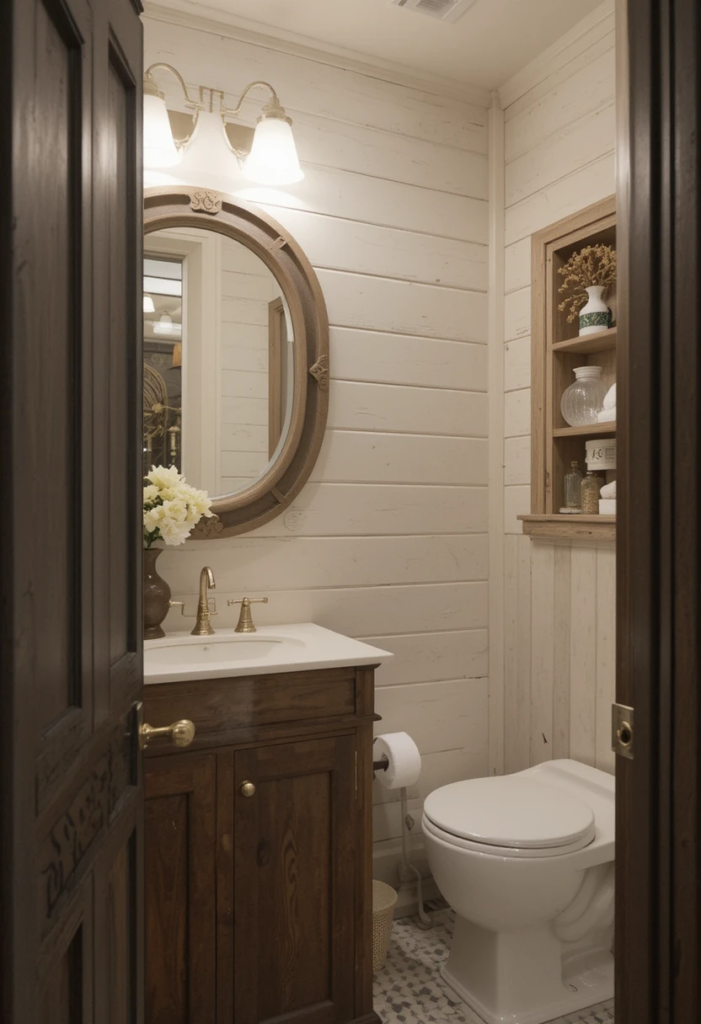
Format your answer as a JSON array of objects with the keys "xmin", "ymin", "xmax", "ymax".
[
  {"xmin": 143, "ymin": 63, "xmax": 304, "ymax": 186},
  {"xmin": 153, "ymin": 312, "xmax": 182, "ymax": 339}
]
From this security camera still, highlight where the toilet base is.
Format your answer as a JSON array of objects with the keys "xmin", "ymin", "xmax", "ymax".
[{"xmin": 441, "ymin": 917, "xmax": 614, "ymax": 1024}]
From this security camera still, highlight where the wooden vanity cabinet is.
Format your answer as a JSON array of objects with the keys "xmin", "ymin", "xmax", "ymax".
[{"xmin": 144, "ymin": 665, "xmax": 380, "ymax": 1024}]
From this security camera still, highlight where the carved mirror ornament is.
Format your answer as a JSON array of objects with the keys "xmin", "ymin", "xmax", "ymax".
[{"xmin": 144, "ymin": 186, "xmax": 329, "ymax": 537}]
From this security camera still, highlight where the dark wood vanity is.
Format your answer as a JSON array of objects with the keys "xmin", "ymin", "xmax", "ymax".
[{"xmin": 144, "ymin": 664, "xmax": 380, "ymax": 1024}]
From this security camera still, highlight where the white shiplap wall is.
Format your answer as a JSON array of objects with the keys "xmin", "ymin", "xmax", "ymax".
[
  {"xmin": 496, "ymin": 1, "xmax": 617, "ymax": 776},
  {"xmin": 143, "ymin": 10, "xmax": 491, "ymax": 874}
]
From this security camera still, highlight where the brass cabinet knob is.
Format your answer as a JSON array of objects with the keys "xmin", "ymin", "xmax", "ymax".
[
  {"xmin": 139, "ymin": 718, "xmax": 196, "ymax": 750},
  {"xmin": 240, "ymin": 780, "xmax": 256, "ymax": 798}
]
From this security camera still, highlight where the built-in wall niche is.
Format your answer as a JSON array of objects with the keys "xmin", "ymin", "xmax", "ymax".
[{"xmin": 521, "ymin": 196, "xmax": 617, "ymax": 541}]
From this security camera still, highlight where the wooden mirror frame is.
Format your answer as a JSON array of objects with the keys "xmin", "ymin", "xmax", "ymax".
[{"xmin": 143, "ymin": 187, "xmax": 329, "ymax": 538}]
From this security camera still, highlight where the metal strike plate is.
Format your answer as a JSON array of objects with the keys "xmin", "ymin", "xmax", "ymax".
[{"xmin": 612, "ymin": 703, "xmax": 634, "ymax": 759}]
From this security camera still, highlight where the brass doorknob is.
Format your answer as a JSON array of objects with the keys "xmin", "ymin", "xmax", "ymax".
[
  {"xmin": 240, "ymin": 780, "xmax": 256, "ymax": 798},
  {"xmin": 139, "ymin": 719, "xmax": 196, "ymax": 750}
]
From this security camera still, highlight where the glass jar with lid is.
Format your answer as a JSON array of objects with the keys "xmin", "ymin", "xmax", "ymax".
[
  {"xmin": 561, "ymin": 366, "xmax": 608, "ymax": 426},
  {"xmin": 580, "ymin": 471, "xmax": 603, "ymax": 514}
]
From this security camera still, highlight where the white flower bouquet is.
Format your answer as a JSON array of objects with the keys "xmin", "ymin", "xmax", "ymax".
[{"xmin": 143, "ymin": 465, "xmax": 213, "ymax": 548}]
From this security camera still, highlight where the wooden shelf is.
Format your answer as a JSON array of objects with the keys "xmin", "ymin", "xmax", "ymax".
[
  {"xmin": 519, "ymin": 514, "xmax": 616, "ymax": 542},
  {"xmin": 552, "ymin": 327, "xmax": 617, "ymax": 354},
  {"xmin": 553, "ymin": 421, "xmax": 617, "ymax": 438},
  {"xmin": 528, "ymin": 195, "xmax": 617, "ymax": 540}
]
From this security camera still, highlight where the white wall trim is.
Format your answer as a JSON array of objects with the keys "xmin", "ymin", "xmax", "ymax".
[
  {"xmin": 487, "ymin": 92, "xmax": 506, "ymax": 777},
  {"xmin": 143, "ymin": 0, "xmax": 492, "ymax": 108},
  {"xmin": 498, "ymin": 0, "xmax": 615, "ymax": 110}
]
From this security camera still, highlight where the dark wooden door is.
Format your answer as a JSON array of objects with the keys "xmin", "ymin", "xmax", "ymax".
[
  {"xmin": 616, "ymin": 1, "xmax": 701, "ymax": 1022},
  {"xmin": 0, "ymin": 0, "xmax": 144, "ymax": 1021},
  {"xmin": 145, "ymin": 752, "xmax": 217, "ymax": 1023},
  {"xmin": 230, "ymin": 736, "xmax": 357, "ymax": 1024}
]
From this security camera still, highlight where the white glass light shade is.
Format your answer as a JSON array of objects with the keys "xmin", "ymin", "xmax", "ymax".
[
  {"xmin": 143, "ymin": 295, "xmax": 155, "ymax": 313},
  {"xmin": 153, "ymin": 313, "xmax": 182, "ymax": 338},
  {"xmin": 242, "ymin": 116, "xmax": 304, "ymax": 186},
  {"xmin": 143, "ymin": 92, "xmax": 181, "ymax": 169},
  {"xmin": 176, "ymin": 110, "xmax": 241, "ymax": 193}
]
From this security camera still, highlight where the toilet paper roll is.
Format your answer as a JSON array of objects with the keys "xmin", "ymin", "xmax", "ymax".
[{"xmin": 373, "ymin": 732, "xmax": 421, "ymax": 790}]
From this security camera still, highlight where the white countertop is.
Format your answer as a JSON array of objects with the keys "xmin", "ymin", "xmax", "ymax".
[{"xmin": 144, "ymin": 622, "xmax": 393, "ymax": 684}]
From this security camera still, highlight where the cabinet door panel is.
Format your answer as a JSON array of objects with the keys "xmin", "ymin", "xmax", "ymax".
[
  {"xmin": 234, "ymin": 736, "xmax": 356, "ymax": 1024},
  {"xmin": 145, "ymin": 753, "xmax": 217, "ymax": 1024}
]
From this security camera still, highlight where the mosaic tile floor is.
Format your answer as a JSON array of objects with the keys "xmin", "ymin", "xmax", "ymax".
[{"xmin": 374, "ymin": 907, "xmax": 615, "ymax": 1024}]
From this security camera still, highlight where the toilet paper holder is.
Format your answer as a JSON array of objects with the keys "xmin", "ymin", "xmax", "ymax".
[{"xmin": 373, "ymin": 754, "xmax": 389, "ymax": 773}]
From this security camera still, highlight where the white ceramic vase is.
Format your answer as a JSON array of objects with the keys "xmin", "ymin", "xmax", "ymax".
[{"xmin": 578, "ymin": 285, "xmax": 611, "ymax": 336}]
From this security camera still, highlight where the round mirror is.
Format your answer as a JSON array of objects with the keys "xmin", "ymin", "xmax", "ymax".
[{"xmin": 143, "ymin": 188, "xmax": 329, "ymax": 537}]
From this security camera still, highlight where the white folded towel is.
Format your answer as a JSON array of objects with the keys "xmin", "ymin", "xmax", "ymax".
[{"xmin": 597, "ymin": 407, "xmax": 616, "ymax": 422}]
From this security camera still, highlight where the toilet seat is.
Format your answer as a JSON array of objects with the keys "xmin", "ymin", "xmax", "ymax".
[{"xmin": 423, "ymin": 776, "xmax": 596, "ymax": 858}]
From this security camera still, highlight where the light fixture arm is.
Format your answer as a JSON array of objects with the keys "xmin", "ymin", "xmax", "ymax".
[
  {"xmin": 221, "ymin": 81, "xmax": 285, "ymax": 120},
  {"xmin": 145, "ymin": 62, "xmax": 200, "ymax": 109}
]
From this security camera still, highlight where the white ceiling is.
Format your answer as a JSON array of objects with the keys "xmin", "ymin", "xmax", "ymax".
[{"xmin": 158, "ymin": 0, "xmax": 605, "ymax": 90}]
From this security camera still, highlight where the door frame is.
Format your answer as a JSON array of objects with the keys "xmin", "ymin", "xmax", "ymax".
[{"xmin": 616, "ymin": 0, "xmax": 701, "ymax": 1020}]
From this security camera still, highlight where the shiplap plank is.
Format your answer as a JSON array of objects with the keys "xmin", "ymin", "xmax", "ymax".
[
  {"xmin": 504, "ymin": 436, "xmax": 531, "ymax": 486},
  {"xmin": 504, "ymin": 336, "xmax": 531, "ymax": 392},
  {"xmin": 505, "ymin": 46, "xmax": 616, "ymax": 160},
  {"xmin": 331, "ymin": 329, "xmax": 488, "ymax": 391},
  {"xmin": 165, "ymin": 581, "xmax": 489, "ymax": 638},
  {"xmin": 328, "ymin": 380, "xmax": 488, "ymax": 437},
  {"xmin": 252, "ymin": 483, "xmax": 488, "ymax": 537},
  {"xmin": 310, "ymin": 431, "xmax": 488, "ymax": 486},
  {"xmin": 291, "ymin": 111, "xmax": 488, "ymax": 198},
  {"xmin": 552, "ymin": 545, "xmax": 572, "ymax": 759},
  {"xmin": 504, "ymin": 535, "xmax": 532, "ymax": 773},
  {"xmin": 504, "ymin": 287, "xmax": 531, "ymax": 342},
  {"xmin": 504, "ymin": 388, "xmax": 531, "ymax": 437},
  {"xmin": 505, "ymin": 238, "xmax": 531, "ymax": 295},
  {"xmin": 259, "ymin": 206, "xmax": 489, "ymax": 290},
  {"xmin": 233, "ymin": 164, "xmax": 489, "ymax": 242},
  {"xmin": 506, "ymin": 103, "xmax": 616, "ymax": 207},
  {"xmin": 569, "ymin": 546, "xmax": 598, "ymax": 767},
  {"xmin": 144, "ymin": 19, "xmax": 489, "ymax": 152},
  {"xmin": 375, "ymin": 679, "xmax": 489, "ymax": 755},
  {"xmin": 502, "ymin": 7, "xmax": 614, "ymax": 118},
  {"xmin": 317, "ymin": 268, "xmax": 487, "ymax": 343},
  {"xmin": 162, "ymin": 535, "xmax": 488, "ymax": 593},
  {"xmin": 365, "ymin": 630, "xmax": 488, "ymax": 687},
  {"xmin": 504, "ymin": 485, "xmax": 529, "ymax": 533},
  {"xmin": 530, "ymin": 542, "xmax": 556, "ymax": 764},
  {"xmin": 505, "ymin": 152, "xmax": 616, "ymax": 246},
  {"xmin": 221, "ymin": 368, "xmax": 267, "ymax": 399},
  {"xmin": 595, "ymin": 546, "xmax": 616, "ymax": 773}
]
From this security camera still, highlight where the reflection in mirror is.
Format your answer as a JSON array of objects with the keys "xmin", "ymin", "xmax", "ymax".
[{"xmin": 143, "ymin": 227, "xmax": 294, "ymax": 498}]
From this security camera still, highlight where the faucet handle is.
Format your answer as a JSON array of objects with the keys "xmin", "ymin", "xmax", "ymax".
[{"xmin": 227, "ymin": 596, "xmax": 269, "ymax": 633}]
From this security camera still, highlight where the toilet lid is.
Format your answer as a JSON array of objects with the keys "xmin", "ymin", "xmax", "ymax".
[{"xmin": 423, "ymin": 776, "xmax": 596, "ymax": 851}]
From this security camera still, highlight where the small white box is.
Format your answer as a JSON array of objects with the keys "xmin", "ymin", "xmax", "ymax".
[{"xmin": 599, "ymin": 498, "xmax": 616, "ymax": 515}]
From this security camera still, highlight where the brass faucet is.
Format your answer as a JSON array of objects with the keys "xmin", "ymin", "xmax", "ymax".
[
  {"xmin": 227, "ymin": 596, "xmax": 268, "ymax": 633},
  {"xmin": 192, "ymin": 567, "xmax": 216, "ymax": 636}
]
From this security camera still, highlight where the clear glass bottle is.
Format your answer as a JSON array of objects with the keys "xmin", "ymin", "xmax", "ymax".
[
  {"xmin": 561, "ymin": 366, "xmax": 608, "ymax": 426},
  {"xmin": 563, "ymin": 461, "xmax": 583, "ymax": 511},
  {"xmin": 580, "ymin": 471, "xmax": 602, "ymax": 514}
]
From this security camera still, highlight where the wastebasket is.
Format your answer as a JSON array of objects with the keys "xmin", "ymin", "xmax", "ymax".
[{"xmin": 372, "ymin": 880, "xmax": 398, "ymax": 972}]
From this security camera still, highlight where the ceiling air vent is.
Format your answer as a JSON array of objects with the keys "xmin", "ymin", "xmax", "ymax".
[{"xmin": 390, "ymin": 0, "xmax": 479, "ymax": 23}]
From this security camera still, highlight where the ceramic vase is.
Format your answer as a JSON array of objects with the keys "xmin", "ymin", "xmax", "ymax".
[
  {"xmin": 578, "ymin": 285, "xmax": 611, "ymax": 336},
  {"xmin": 143, "ymin": 547, "xmax": 171, "ymax": 640}
]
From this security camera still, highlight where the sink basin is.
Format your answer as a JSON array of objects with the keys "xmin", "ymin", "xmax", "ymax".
[
  {"xmin": 144, "ymin": 623, "xmax": 392, "ymax": 684},
  {"xmin": 151, "ymin": 635, "xmax": 301, "ymax": 667}
]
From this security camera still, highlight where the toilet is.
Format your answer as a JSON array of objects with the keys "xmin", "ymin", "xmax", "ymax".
[{"xmin": 422, "ymin": 759, "xmax": 615, "ymax": 1024}]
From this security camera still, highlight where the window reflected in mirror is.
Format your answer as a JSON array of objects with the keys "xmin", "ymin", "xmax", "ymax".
[
  {"xmin": 143, "ymin": 256, "xmax": 183, "ymax": 475},
  {"xmin": 142, "ymin": 228, "xmax": 294, "ymax": 498}
]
